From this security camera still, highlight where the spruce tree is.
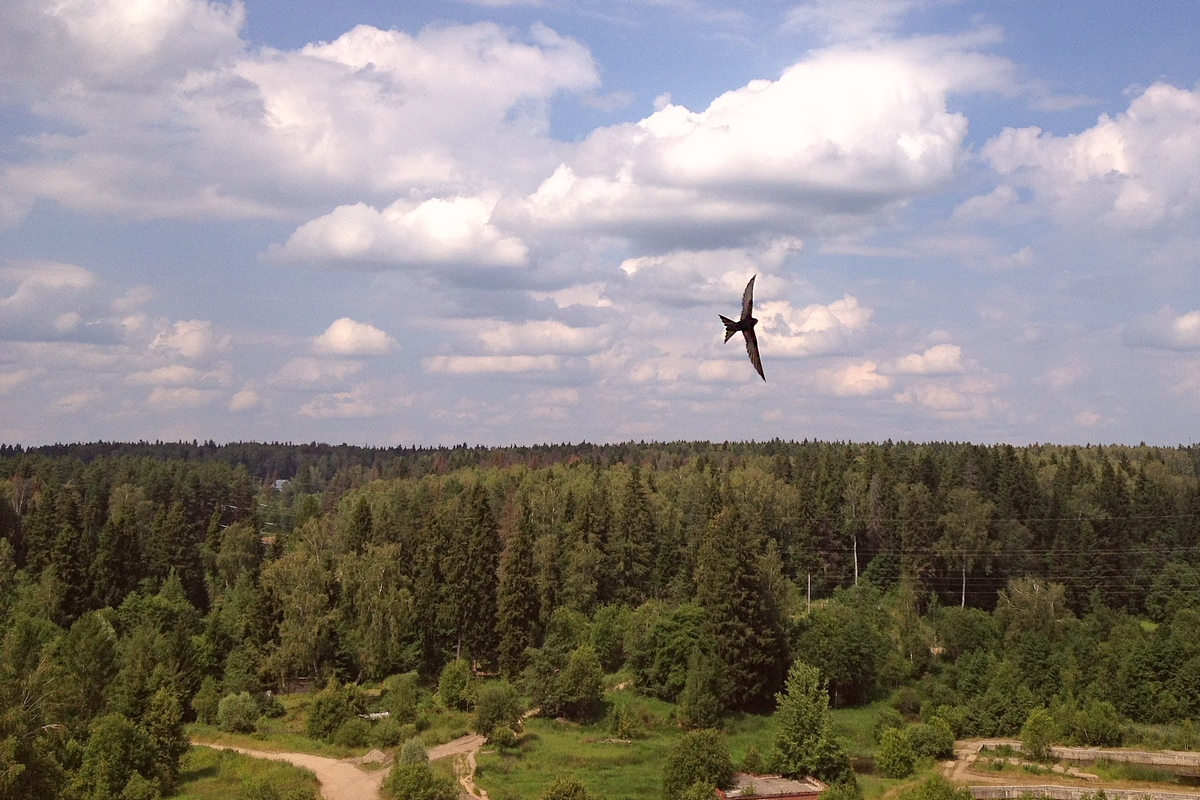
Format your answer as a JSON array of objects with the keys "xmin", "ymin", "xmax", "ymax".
[{"xmin": 496, "ymin": 500, "xmax": 540, "ymax": 678}]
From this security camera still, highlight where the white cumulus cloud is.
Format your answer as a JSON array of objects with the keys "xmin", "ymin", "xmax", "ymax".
[
  {"xmin": 150, "ymin": 320, "xmax": 230, "ymax": 360},
  {"xmin": 1124, "ymin": 306, "xmax": 1200, "ymax": 350},
  {"xmin": 758, "ymin": 295, "xmax": 873, "ymax": 357},
  {"xmin": 817, "ymin": 360, "xmax": 892, "ymax": 396},
  {"xmin": 313, "ymin": 318, "xmax": 396, "ymax": 356},
  {"xmin": 269, "ymin": 196, "xmax": 528, "ymax": 271},
  {"xmin": 890, "ymin": 343, "xmax": 964, "ymax": 375}
]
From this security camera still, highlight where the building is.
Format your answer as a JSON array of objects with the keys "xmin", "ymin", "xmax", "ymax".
[{"xmin": 715, "ymin": 774, "xmax": 826, "ymax": 800}]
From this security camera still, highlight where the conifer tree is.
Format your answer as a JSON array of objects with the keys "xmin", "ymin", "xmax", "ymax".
[
  {"xmin": 496, "ymin": 500, "xmax": 540, "ymax": 678},
  {"xmin": 693, "ymin": 505, "xmax": 788, "ymax": 711}
]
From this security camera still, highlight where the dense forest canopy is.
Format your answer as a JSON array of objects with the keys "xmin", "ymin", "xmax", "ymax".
[{"xmin": 3, "ymin": 438, "xmax": 1200, "ymax": 798}]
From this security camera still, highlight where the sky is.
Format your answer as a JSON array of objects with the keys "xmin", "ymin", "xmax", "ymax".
[{"xmin": 3, "ymin": 1, "xmax": 1200, "ymax": 448}]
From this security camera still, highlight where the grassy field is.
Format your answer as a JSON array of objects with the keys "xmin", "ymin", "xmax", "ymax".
[
  {"xmin": 473, "ymin": 687, "xmax": 900, "ymax": 800},
  {"xmin": 174, "ymin": 745, "xmax": 319, "ymax": 800}
]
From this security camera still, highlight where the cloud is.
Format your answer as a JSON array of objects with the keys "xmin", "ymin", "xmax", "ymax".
[
  {"xmin": 0, "ymin": 261, "xmax": 110, "ymax": 342},
  {"xmin": 816, "ymin": 360, "xmax": 892, "ymax": 396},
  {"xmin": 476, "ymin": 320, "xmax": 609, "ymax": 355},
  {"xmin": 268, "ymin": 196, "xmax": 528, "ymax": 271},
  {"xmin": 270, "ymin": 357, "xmax": 364, "ymax": 389},
  {"xmin": 0, "ymin": 369, "xmax": 38, "ymax": 394},
  {"xmin": 127, "ymin": 365, "xmax": 203, "ymax": 386},
  {"xmin": 981, "ymin": 83, "xmax": 1200, "ymax": 231},
  {"xmin": 1, "ymin": 9, "xmax": 599, "ymax": 221},
  {"xmin": 297, "ymin": 384, "xmax": 414, "ymax": 418},
  {"xmin": 518, "ymin": 42, "xmax": 983, "ymax": 249},
  {"xmin": 149, "ymin": 320, "xmax": 230, "ymax": 359},
  {"xmin": 147, "ymin": 386, "xmax": 221, "ymax": 410},
  {"xmin": 759, "ymin": 295, "xmax": 872, "ymax": 357},
  {"xmin": 423, "ymin": 354, "xmax": 562, "ymax": 374},
  {"xmin": 1124, "ymin": 306, "xmax": 1200, "ymax": 350},
  {"xmin": 228, "ymin": 389, "xmax": 260, "ymax": 411},
  {"xmin": 890, "ymin": 343, "xmax": 963, "ymax": 375},
  {"xmin": 313, "ymin": 318, "xmax": 397, "ymax": 356}
]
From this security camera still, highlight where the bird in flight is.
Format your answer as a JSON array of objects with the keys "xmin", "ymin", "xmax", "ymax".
[{"xmin": 720, "ymin": 275, "xmax": 764, "ymax": 381}]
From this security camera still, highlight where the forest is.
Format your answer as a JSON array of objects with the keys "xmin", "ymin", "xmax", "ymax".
[{"xmin": 2, "ymin": 438, "xmax": 1200, "ymax": 799}]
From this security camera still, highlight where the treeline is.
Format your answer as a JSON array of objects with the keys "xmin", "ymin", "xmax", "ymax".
[{"xmin": 3, "ymin": 439, "xmax": 1200, "ymax": 798}]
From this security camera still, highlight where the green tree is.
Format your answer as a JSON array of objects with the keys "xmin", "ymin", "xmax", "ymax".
[
  {"xmin": 1020, "ymin": 707, "xmax": 1057, "ymax": 762},
  {"xmin": 555, "ymin": 645, "xmax": 604, "ymax": 722},
  {"xmin": 305, "ymin": 679, "xmax": 364, "ymax": 743},
  {"xmin": 217, "ymin": 692, "xmax": 259, "ymax": 734},
  {"xmin": 936, "ymin": 488, "xmax": 994, "ymax": 607},
  {"xmin": 875, "ymin": 728, "xmax": 914, "ymax": 778},
  {"xmin": 438, "ymin": 658, "xmax": 473, "ymax": 712},
  {"xmin": 662, "ymin": 729, "xmax": 734, "ymax": 800},
  {"xmin": 192, "ymin": 676, "xmax": 221, "ymax": 725},
  {"xmin": 141, "ymin": 687, "xmax": 188, "ymax": 792},
  {"xmin": 769, "ymin": 661, "xmax": 851, "ymax": 783},
  {"xmin": 442, "ymin": 484, "xmax": 500, "ymax": 664},
  {"xmin": 496, "ymin": 502, "xmax": 540, "ymax": 678},
  {"xmin": 677, "ymin": 648, "xmax": 726, "ymax": 730},
  {"xmin": 895, "ymin": 776, "xmax": 974, "ymax": 800},
  {"xmin": 474, "ymin": 680, "xmax": 522, "ymax": 737},
  {"xmin": 694, "ymin": 505, "xmax": 788, "ymax": 711},
  {"xmin": 398, "ymin": 736, "xmax": 428, "ymax": 765},
  {"xmin": 68, "ymin": 713, "xmax": 156, "ymax": 800}
]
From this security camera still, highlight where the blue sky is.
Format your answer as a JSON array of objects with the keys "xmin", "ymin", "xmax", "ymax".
[{"xmin": 3, "ymin": 0, "xmax": 1200, "ymax": 447}]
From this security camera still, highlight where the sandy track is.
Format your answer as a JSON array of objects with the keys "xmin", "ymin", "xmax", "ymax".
[
  {"xmin": 195, "ymin": 733, "xmax": 489, "ymax": 800},
  {"xmin": 196, "ymin": 743, "xmax": 390, "ymax": 800}
]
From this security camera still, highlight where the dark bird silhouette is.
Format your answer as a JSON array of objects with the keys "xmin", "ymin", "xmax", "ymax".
[{"xmin": 720, "ymin": 274, "xmax": 764, "ymax": 381}]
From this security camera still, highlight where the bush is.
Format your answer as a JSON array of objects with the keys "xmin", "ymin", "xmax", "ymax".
[
  {"xmin": 398, "ymin": 736, "xmax": 428, "ymax": 765},
  {"xmin": 874, "ymin": 706, "xmax": 904, "ymax": 743},
  {"xmin": 382, "ymin": 672, "xmax": 421, "ymax": 724},
  {"xmin": 193, "ymin": 676, "xmax": 221, "ymax": 725},
  {"xmin": 608, "ymin": 703, "xmax": 647, "ymax": 739},
  {"xmin": 372, "ymin": 717, "xmax": 405, "ymax": 748},
  {"xmin": 876, "ymin": 727, "xmax": 915, "ymax": 778},
  {"xmin": 217, "ymin": 692, "xmax": 259, "ymax": 734},
  {"xmin": 331, "ymin": 717, "xmax": 371, "ymax": 748},
  {"xmin": 305, "ymin": 679, "xmax": 365, "ymax": 743},
  {"xmin": 438, "ymin": 659, "xmax": 473, "ymax": 711},
  {"xmin": 662, "ymin": 729, "xmax": 734, "ymax": 800},
  {"xmin": 539, "ymin": 775, "xmax": 591, "ymax": 800},
  {"xmin": 741, "ymin": 745, "xmax": 765, "ymax": 774},
  {"xmin": 908, "ymin": 718, "xmax": 955, "ymax": 760},
  {"xmin": 1021, "ymin": 708, "xmax": 1057, "ymax": 762},
  {"xmin": 474, "ymin": 680, "xmax": 522, "ymax": 736},
  {"xmin": 895, "ymin": 776, "xmax": 973, "ymax": 800},
  {"xmin": 489, "ymin": 724, "xmax": 517, "ymax": 750},
  {"xmin": 257, "ymin": 693, "xmax": 286, "ymax": 719},
  {"xmin": 382, "ymin": 762, "xmax": 457, "ymax": 800}
]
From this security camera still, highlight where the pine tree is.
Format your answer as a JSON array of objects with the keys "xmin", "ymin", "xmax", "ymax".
[
  {"xmin": 693, "ymin": 505, "xmax": 788, "ymax": 711},
  {"xmin": 496, "ymin": 500, "xmax": 540, "ymax": 678},
  {"xmin": 769, "ymin": 660, "xmax": 851, "ymax": 783}
]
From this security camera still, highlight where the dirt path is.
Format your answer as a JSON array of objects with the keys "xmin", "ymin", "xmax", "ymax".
[
  {"xmin": 196, "ymin": 743, "xmax": 389, "ymax": 800},
  {"xmin": 194, "ymin": 732, "xmax": 491, "ymax": 800}
]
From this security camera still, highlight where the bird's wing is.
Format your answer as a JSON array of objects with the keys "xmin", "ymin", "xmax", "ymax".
[
  {"xmin": 741, "ymin": 274, "xmax": 756, "ymax": 320},
  {"xmin": 743, "ymin": 327, "xmax": 765, "ymax": 381}
]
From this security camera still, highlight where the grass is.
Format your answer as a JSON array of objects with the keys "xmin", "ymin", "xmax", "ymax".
[
  {"xmin": 832, "ymin": 701, "xmax": 892, "ymax": 759},
  {"xmin": 174, "ymin": 745, "xmax": 319, "ymax": 800}
]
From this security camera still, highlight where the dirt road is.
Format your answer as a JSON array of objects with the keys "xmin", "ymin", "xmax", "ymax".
[
  {"xmin": 196, "ymin": 733, "xmax": 489, "ymax": 800},
  {"xmin": 197, "ymin": 743, "xmax": 390, "ymax": 800}
]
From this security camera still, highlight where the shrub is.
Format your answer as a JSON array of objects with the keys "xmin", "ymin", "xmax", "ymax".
[
  {"xmin": 193, "ymin": 676, "xmax": 221, "ymax": 725},
  {"xmin": 876, "ymin": 727, "xmax": 915, "ymax": 778},
  {"xmin": 474, "ymin": 681, "xmax": 522, "ymax": 736},
  {"xmin": 539, "ymin": 775, "xmax": 591, "ymax": 800},
  {"xmin": 372, "ymin": 717, "xmax": 405, "ymax": 748},
  {"xmin": 741, "ymin": 745, "xmax": 765, "ymax": 774},
  {"xmin": 662, "ymin": 729, "xmax": 734, "ymax": 800},
  {"xmin": 908, "ymin": 718, "xmax": 955, "ymax": 760},
  {"xmin": 874, "ymin": 706, "xmax": 905, "ymax": 743},
  {"xmin": 305, "ymin": 679, "xmax": 365, "ymax": 743},
  {"xmin": 217, "ymin": 691, "xmax": 259, "ymax": 734},
  {"xmin": 1021, "ymin": 708, "xmax": 1057, "ymax": 762},
  {"xmin": 382, "ymin": 762, "xmax": 457, "ymax": 800},
  {"xmin": 331, "ymin": 717, "xmax": 371, "ymax": 748},
  {"xmin": 398, "ymin": 736, "xmax": 429, "ymax": 765},
  {"xmin": 438, "ymin": 659, "xmax": 473, "ymax": 712},
  {"xmin": 489, "ymin": 724, "xmax": 517, "ymax": 750},
  {"xmin": 382, "ymin": 672, "xmax": 421, "ymax": 724}
]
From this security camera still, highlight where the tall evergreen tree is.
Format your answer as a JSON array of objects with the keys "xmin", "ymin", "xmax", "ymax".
[
  {"xmin": 496, "ymin": 500, "xmax": 540, "ymax": 678},
  {"xmin": 694, "ymin": 505, "xmax": 788, "ymax": 711}
]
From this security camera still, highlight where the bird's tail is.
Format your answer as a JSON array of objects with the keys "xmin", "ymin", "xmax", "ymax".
[{"xmin": 719, "ymin": 315, "xmax": 738, "ymax": 343}]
